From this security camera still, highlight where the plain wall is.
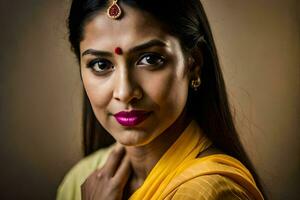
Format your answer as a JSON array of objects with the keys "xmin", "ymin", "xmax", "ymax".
[
  {"xmin": 0, "ymin": 1, "xmax": 82, "ymax": 199},
  {"xmin": 0, "ymin": 0, "xmax": 299, "ymax": 199}
]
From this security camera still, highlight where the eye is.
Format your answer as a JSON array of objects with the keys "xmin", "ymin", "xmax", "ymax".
[
  {"xmin": 137, "ymin": 53, "xmax": 165, "ymax": 66},
  {"xmin": 87, "ymin": 59, "xmax": 114, "ymax": 74}
]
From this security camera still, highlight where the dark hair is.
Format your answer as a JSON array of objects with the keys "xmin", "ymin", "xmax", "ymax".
[{"xmin": 68, "ymin": 0, "xmax": 266, "ymax": 197}]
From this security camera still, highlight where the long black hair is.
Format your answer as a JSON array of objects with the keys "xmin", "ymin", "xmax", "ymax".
[{"xmin": 68, "ymin": 0, "xmax": 266, "ymax": 197}]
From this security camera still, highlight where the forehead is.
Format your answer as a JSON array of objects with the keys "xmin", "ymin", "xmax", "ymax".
[{"xmin": 80, "ymin": 4, "xmax": 172, "ymax": 52}]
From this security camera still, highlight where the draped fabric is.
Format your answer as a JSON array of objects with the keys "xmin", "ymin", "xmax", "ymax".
[
  {"xmin": 129, "ymin": 120, "xmax": 212, "ymax": 199},
  {"xmin": 160, "ymin": 154, "xmax": 264, "ymax": 199},
  {"xmin": 57, "ymin": 120, "xmax": 264, "ymax": 200},
  {"xmin": 129, "ymin": 121, "xmax": 264, "ymax": 200}
]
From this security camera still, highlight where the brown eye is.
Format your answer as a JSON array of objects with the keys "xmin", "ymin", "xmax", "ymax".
[
  {"xmin": 137, "ymin": 53, "xmax": 165, "ymax": 66},
  {"xmin": 87, "ymin": 59, "xmax": 114, "ymax": 73}
]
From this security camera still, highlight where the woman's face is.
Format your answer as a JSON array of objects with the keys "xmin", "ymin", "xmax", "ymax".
[{"xmin": 80, "ymin": 5, "xmax": 194, "ymax": 146}]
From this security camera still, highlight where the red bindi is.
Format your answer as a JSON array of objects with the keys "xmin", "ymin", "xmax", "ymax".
[{"xmin": 114, "ymin": 47, "xmax": 123, "ymax": 55}]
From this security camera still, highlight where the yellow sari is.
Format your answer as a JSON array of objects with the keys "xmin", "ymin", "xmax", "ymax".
[
  {"xmin": 57, "ymin": 120, "xmax": 264, "ymax": 200},
  {"xmin": 129, "ymin": 120, "xmax": 264, "ymax": 200}
]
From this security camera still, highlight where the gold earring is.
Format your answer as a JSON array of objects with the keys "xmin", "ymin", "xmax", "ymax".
[{"xmin": 191, "ymin": 77, "xmax": 201, "ymax": 91}]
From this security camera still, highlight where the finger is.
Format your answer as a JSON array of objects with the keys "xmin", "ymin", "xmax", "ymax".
[
  {"xmin": 95, "ymin": 167, "xmax": 104, "ymax": 178},
  {"xmin": 102, "ymin": 144, "xmax": 125, "ymax": 177},
  {"xmin": 81, "ymin": 173, "xmax": 98, "ymax": 200},
  {"xmin": 113, "ymin": 155, "xmax": 131, "ymax": 187}
]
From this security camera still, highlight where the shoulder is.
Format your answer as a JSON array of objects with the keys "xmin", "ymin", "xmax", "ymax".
[
  {"xmin": 167, "ymin": 154, "xmax": 264, "ymax": 200},
  {"xmin": 56, "ymin": 144, "xmax": 115, "ymax": 200},
  {"xmin": 172, "ymin": 174, "xmax": 251, "ymax": 200}
]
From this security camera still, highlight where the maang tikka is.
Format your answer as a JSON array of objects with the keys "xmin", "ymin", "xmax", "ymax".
[{"xmin": 107, "ymin": 0, "xmax": 122, "ymax": 19}]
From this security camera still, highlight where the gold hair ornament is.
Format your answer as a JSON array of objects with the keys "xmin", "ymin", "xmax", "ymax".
[{"xmin": 107, "ymin": 0, "xmax": 122, "ymax": 19}]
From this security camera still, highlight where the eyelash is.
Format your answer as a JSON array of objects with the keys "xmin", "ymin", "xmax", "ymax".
[
  {"xmin": 136, "ymin": 52, "xmax": 166, "ymax": 67},
  {"xmin": 87, "ymin": 59, "xmax": 114, "ymax": 75},
  {"xmin": 86, "ymin": 52, "xmax": 166, "ymax": 74}
]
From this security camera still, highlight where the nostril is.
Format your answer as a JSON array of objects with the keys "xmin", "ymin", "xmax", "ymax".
[
  {"xmin": 113, "ymin": 70, "xmax": 143, "ymax": 103},
  {"xmin": 113, "ymin": 84, "xmax": 143, "ymax": 103}
]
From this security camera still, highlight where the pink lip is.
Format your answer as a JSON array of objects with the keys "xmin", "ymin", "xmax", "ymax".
[{"xmin": 113, "ymin": 110, "xmax": 151, "ymax": 127}]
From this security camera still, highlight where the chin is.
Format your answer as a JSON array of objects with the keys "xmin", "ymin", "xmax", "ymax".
[{"xmin": 116, "ymin": 129, "xmax": 155, "ymax": 147}]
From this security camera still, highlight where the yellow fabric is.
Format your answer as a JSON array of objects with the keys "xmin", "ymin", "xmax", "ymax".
[
  {"xmin": 56, "ymin": 121, "xmax": 264, "ymax": 200},
  {"xmin": 166, "ymin": 174, "xmax": 254, "ymax": 200},
  {"xmin": 129, "ymin": 120, "xmax": 212, "ymax": 199},
  {"xmin": 129, "ymin": 121, "xmax": 263, "ymax": 200},
  {"xmin": 161, "ymin": 155, "xmax": 264, "ymax": 199}
]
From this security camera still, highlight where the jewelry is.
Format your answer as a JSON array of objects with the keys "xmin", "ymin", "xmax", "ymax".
[
  {"xmin": 114, "ymin": 47, "xmax": 123, "ymax": 55},
  {"xmin": 107, "ymin": 0, "xmax": 122, "ymax": 19},
  {"xmin": 191, "ymin": 77, "xmax": 201, "ymax": 91}
]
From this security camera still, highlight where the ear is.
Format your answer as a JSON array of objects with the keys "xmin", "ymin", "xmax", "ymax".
[{"xmin": 187, "ymin": 48, "xmax": 203, "ymax": 80}]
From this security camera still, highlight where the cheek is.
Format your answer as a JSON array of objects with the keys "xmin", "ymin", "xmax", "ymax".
[
  {"xmin": 81, "ymin": 71, "xmax": 112, "ymax": 113},
  {"xmin": 141, "ymin": 66, "xmax": 189, "ymax": 113}
]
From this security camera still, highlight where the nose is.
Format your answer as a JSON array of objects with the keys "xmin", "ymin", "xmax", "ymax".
[{"xmin": 113, "ymin": 67, "xmax": 142, "ymax": 104}]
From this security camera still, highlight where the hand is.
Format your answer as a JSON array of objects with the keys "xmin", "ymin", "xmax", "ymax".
[{"xmin": 81, "ymin": 144, "xmax": 131, "ymax": 200}]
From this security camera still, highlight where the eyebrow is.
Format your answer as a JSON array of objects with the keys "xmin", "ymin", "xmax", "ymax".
[{"xmin": 81, "ymin": 39, "xmax": 167, "ymax": 58}]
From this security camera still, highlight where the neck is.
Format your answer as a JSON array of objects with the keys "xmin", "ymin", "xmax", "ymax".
[{"xmin": 125, "ymin": 109, "xmax": 192, "ymax": 186}]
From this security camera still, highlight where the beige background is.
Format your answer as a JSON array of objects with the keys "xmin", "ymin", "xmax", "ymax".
[{"xmin": 0, "ymin": 0, "xmax": 299, "ymax": 199}]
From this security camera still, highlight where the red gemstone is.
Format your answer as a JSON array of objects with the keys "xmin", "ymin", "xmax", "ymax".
[{"xmin": 109, "ymin": 4, "xmax": 120, "ymax": 17}]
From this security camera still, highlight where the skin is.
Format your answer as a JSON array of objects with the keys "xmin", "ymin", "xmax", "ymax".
[{"xmin": 79, "ymin": 4, "xmax": 201, "ymax": 200}]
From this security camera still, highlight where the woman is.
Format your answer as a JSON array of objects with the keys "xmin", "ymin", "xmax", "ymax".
[{"xmin": 57, "ymin": 0, "xmax": 265, "ymax": 199}]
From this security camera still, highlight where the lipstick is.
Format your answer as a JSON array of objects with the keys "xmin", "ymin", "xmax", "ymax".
[{"xmin": 113, "ymin": 110, "xmax": 151, "ymax": 127}]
